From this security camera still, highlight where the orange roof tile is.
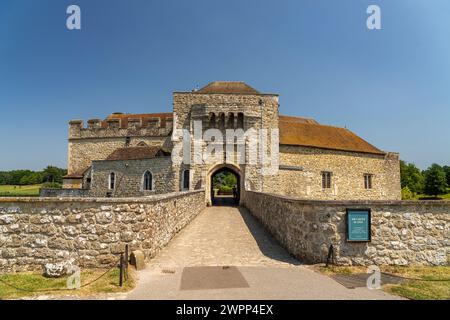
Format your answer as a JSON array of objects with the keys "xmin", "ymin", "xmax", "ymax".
[
  {"xmin": 196, "ymin": 81, "xmax": 260, "ymax": 94},
  {"xmin": 105, "ymin": 146, "xmax": 170, "ymax": 161},
  {"xmin": 279, "ymin": 115, "xmax": 384, "ymax": 154}
]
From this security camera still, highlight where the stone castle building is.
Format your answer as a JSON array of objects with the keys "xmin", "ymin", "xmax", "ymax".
[{"xmin": 63, "ymin": 81, "xmax": 401, "ymax": 203}]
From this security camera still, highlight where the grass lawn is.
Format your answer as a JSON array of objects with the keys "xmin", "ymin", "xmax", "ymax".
[
  {"xmin": 0, "ymin": 268, "xmax": 135, "ymax": 300},
  {"xmin": 318, "ymin": 265, "xmax": 450, "ymax": 300},
  {"xmin": 0, "ymin": 184, "xmax": 41, "ymax": 197}
]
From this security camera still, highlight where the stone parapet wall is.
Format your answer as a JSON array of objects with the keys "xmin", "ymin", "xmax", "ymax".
[
  {"xmin": 242, "ymin": 190, "xmax": 449, "ymax": 266},
  {"xmin": 0, "ymin": 190, "xmax": 205, "ymax": 272}
]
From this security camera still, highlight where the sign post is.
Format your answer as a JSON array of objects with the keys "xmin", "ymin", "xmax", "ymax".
[{"xmin": 346, "ymin": 209, "xmax": 371, "ymax": 242}]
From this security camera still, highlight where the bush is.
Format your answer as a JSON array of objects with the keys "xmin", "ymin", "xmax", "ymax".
[
  {"xmin": 218, "ymin": 185, "xmax": 233, "ymax": 195},
  {"xmin": 41, "ymin": 182, "xmax": 62, "ymax": 189},
  {"xmin": 401, "ymin": 186, "xmax": 415, "ymax": 200}
]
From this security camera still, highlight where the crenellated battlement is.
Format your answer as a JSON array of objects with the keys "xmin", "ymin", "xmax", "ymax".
[{"xmin": 69, "ymin": 113, "xmax": 174, "ymax": 139}]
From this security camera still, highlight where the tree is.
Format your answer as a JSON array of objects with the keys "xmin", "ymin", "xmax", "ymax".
[
  {"xmin": 443, "ymin": 165, "xmax": 450, "ymax": 188},
  {"xmin": 424, "ymin": 164, "xmax": 448, "ymax": 197},
  {"xmin": 400, "ymin": 160, "xmax": 425, "ymax": 194},
  {"xmin": 42, "ymin": 166, "xmax": 66, "ymax": 184}
]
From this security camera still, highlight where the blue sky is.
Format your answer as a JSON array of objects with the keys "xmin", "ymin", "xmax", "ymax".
[{"xmin": 0, "ymin": 0, "xmax": 449, "ymax": 170}]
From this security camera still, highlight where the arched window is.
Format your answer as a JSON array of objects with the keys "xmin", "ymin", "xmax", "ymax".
[
  {"xmin": 227, "ymin": 113, "xmax": 235, "ymax": 128},
  {"xmin": 218, "ymin": 113, "xmax": 225, "ymax": 129},
  {"xmin": 182, "ymin": 169, "xmax": 190, "ymax": 190},
  {"xmin": 108, "ymin": 172, "xmax": 115, "ymax": 190},
  {"xmin": 143, "ymin": 171, "xmax": 153, "ymax": 191},
  {"xmin": 209, "ymin": 113, "xmax": 216, "ymax": 128},
  {"xmin": 237, "ymin": 112, "xmax": 244, "ymax": 128}
]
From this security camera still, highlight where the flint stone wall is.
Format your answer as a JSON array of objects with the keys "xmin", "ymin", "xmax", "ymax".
[
  {"xmin": 242, "ymin": 191, "xmax": 449, "ymax": 266},
  {"xmin": 0, "ymin": 190, "xmax": 205, "ymax": 272}
]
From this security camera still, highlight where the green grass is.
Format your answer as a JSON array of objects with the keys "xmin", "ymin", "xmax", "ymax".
[
  {"xmin": 0, "ymin": 268, "xmax": 135, "ymax": 300},
  {"xmin": 0, "ymin": 185, "xmax": 41, "ymax": 197},
  {"xmin": 317, "ymin": 265, "xmax": 450, "ymax": 300}
]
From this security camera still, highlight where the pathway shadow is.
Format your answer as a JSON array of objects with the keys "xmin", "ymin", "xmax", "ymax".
[{"xmin": 237, "ymin": 207, "xmax": 302, "ymax": 266}]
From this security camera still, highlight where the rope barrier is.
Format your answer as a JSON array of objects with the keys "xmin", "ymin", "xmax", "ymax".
[{"xmin": 0, "ymin": 257, "xmax": 124, "ymax": 293}]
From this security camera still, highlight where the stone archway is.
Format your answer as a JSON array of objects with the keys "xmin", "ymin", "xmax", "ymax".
[{"xmin": 207, "ymin": 164, "xmax": 242, "ymax": 206}]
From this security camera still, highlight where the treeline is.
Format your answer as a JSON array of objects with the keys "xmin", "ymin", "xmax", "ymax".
[
  {"xmin": 0, "ymin": 166, "xmax": 67, "ymax": 186},
  {"xmin": 401, "ymin": 161, "xmax": 450, "ymax": 198}
]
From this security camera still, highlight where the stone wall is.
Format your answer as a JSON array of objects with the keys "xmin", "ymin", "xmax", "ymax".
[
  {"xmin": 39, "ymin": 188, "xmax": 89, "ymax": 198},
  {"xmin": 276, "ymin": 145, "xmax": 401, "ymax": 200},
  {"xmin": 68, "ymin": 122, "xmax": 171, "ymax": 175},
  {"xmin": 89, "ymin": 157, "xmax": 176, "ymax": 197},
  {"xmin": 0, "ymin": 190, "xmax": 205, "ymax": 272},
  {"xmin": 242, "ymin": 190, "xmax": 449, "ymax": 266},
  {"xmin": 172, "ymin": 91, "xmax": 280, "ymax": 202}
]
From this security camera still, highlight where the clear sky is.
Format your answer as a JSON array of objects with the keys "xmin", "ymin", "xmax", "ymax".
[{"xmin": 0, "ymin": 0, "xmax": 449, "ymax": 170}]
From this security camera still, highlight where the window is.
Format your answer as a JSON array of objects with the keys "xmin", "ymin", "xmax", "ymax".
[
  {"xmin": 209, "ymin": 113, "xmax": 216, "ymax": 128},
  {"xmin": 237, "ymin": 112, "xmax": 244, "ymax": 128},
  {"xmin": 125, "ymin": 136, "xmax": 131, "ymax": 147},
  {"xmin": 109, "ymin": 172, "xmax": 115, "ymax": 190},
  {"xmin": 227, "ymin": 113, "xmax": 235, "ymax": 128},
  {"xmin": 364, "ymin": 174, "xmax": 373, "ymax": 189},
  {"xmin": 321, "ymin": 171, "xmax": 332, "ymax": 189},
  {"xmin": 182, "ymin": 169, "xmax": 190, "ymax": 190},
  {"xmin": 143, "ymin": 171, "xmax": 153, "ymax": 191},
  {"xmin": 218, "ymin": 113, "xmax": 225, "ymax": 129}
]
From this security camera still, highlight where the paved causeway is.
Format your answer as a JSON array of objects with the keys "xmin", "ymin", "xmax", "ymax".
[{"xmin": 126, "ymin": 206, "xmax": 401, "ymax": 300}]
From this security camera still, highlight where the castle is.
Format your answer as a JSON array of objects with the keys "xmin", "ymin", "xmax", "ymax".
[{"xmin": 62, "ymin": 81, "xmax": 401, "ymax": 204}]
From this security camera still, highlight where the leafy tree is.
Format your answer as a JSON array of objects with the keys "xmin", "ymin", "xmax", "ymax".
[
  {"xmin": 42, "ymin": 166, "xmax": 67, "ymax": 184},
  {"xmin": 424, "ymin": 164, "xmax": 448, "ymax": 196},
  {"xmin": 443, "ymin": 165, "xmax": 450, "ymax": 188},
  {"xmin": 400, "ymin": 161, "xmax": 425, "ymax": 194}
]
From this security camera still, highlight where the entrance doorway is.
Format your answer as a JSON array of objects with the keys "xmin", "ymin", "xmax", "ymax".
[{"xmin": 210, "ymin": 167, "xmax": 240, "ymax": 206}]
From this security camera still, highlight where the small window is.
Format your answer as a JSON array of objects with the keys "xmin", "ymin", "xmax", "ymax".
[
  {"xmin": 237, "ymin": 112, "xmax": 244, "ymax": 128},
  {"xmin": 109, "ymin": 172, "xmax": 115, "ymax": 190},
  {"xmin": 143, "ymin": 171, "xmax": 153, "ymax": 191},
  {"xmin": 218, "ymin": 113, "xmax": 225, "ymax": 129},
  {"xmin": 227, "ymin": 113, "xmax": 235, "ymax": 128},
  {"xmin": 182, "ymin": 169, "xmax": 190, "ymax": 190},
  {"xmin": 321, "ymin": 171, "xmax": 332, "ymax": 189},
  {"xmin": 364, "ymin": 174, "xmax": 373, "ymax": 189},
  {"xmin": 125, "ymin": 136, "xmax": 131, "ymax": 147},
  {"xmin": 209, "ymin": 113, "xmax": 216, "ymax": 128}
]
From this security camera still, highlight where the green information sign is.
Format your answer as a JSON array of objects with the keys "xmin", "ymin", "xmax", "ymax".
[{"xmin": 346, "ymin": 209, "xmax": 371, "ymax": 242}]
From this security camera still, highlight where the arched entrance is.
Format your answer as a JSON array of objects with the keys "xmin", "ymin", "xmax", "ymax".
[{"xmin": 209, "ymin": 165, "xmax": 241, "ymax": 206}]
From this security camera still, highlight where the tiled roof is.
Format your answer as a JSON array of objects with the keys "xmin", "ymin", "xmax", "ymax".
[
  {"xmin": 105, "ymin": 146, "xmax": 170, "ymax": 161},
  {"xmin": 63, "ymin": 166, "xmax": 90, "ymax": 179},
  {"xmin": 279, "ymin": 115, "xmax": 384, "ymax": 155},
  {"xmin": 196, "ymin": 81, "xmax": 260, "ymax": 94}
]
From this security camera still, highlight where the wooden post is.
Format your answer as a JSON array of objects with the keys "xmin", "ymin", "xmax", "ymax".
[
  {"xmin": 124, "ymin": 245, "xmax": 129, "ymax": 281},
  {"xmin": 119, "ymin": 253, "xmax": 124, "ymax": 287},
  {"xmin": 325, "ymin": 244, "xmax": 334, "ymax": 267}
]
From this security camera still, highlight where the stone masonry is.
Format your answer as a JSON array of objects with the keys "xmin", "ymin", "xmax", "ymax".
[
  {"xmin": 0, "ymin": 190, "xmax": 205, "ymax": 272},
  {"xmin": 242, "ymin": 190, "xmax": 449, "ymax": 266},
  {"xmin": 276, "ymin": 145, "xmax": 401, "ymax": 200}
]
